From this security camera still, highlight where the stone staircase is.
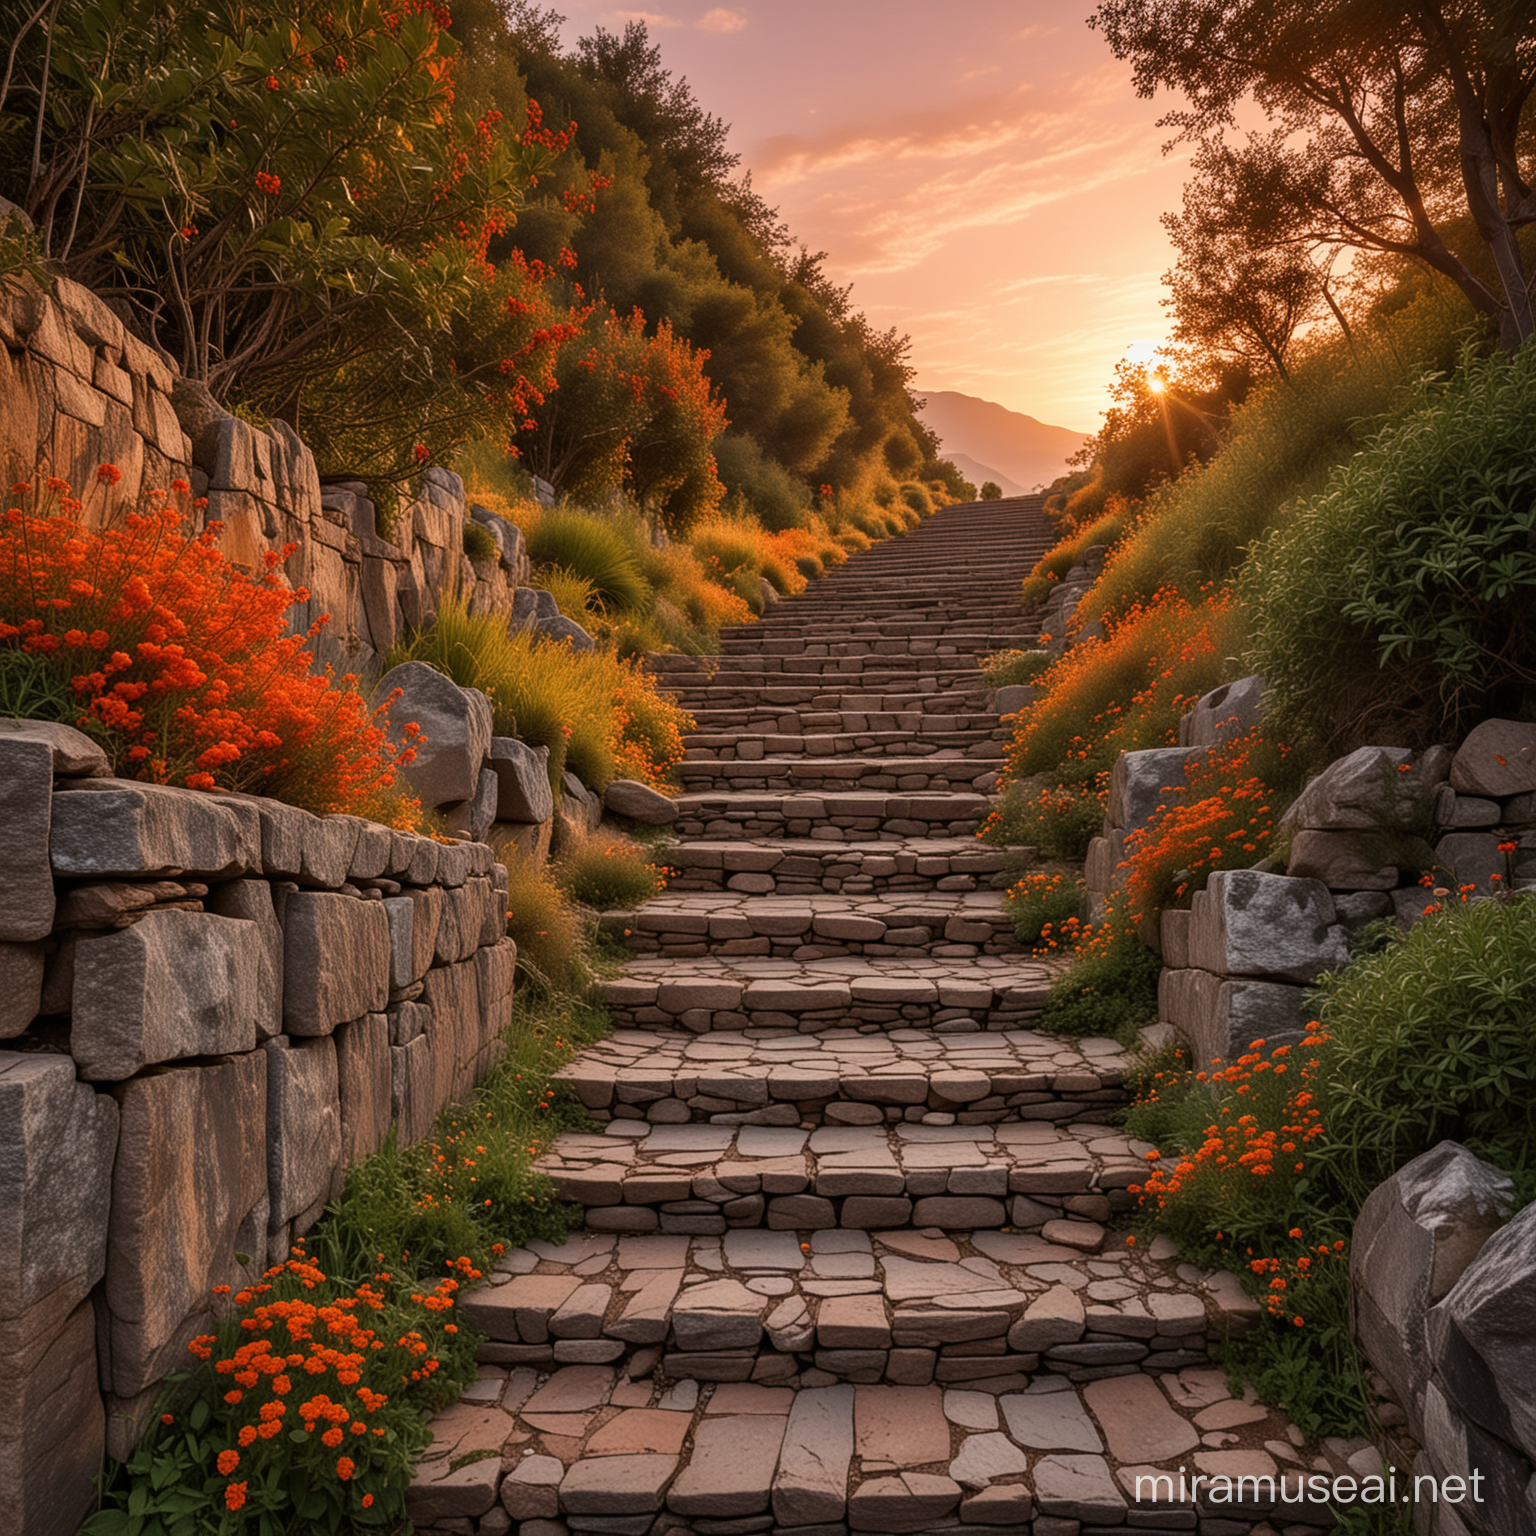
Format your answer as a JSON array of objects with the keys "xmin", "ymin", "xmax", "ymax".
[{"xmin": 410, "ymin": 500, "xmax": 1360, "ymax": 1536}]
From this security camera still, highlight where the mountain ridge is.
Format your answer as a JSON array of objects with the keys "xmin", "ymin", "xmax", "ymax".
[{"xmin": 919, "ymin": 388, "xmax": 1088, "ymax": 491}]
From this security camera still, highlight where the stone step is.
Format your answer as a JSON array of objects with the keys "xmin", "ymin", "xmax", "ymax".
[
  {"xmin": 600, "ymin": 954, "xmax": 1057, "ymax": 1032},
  {"xmin": 602, "ymin": 890, "xmax": 1019, "ymax": 960},
  {"xmin": 682, "ymin": 727, "xmax": 1007, "ymax": 760},
  {"xmin": 687, "ymin": 701, "xmax": 1000, "ymax": 729},
  {"xmin": 663, "ymin": 836, "xmax": 1026, "ymax": 895},
  {"xmin": 682, "ymin": 688, "xmax": 997, "ymax": 717},
  {"xmin": 714, "ymin": 635, "xmax": 1018, "ymax": 657},
  {"xmin": 535, "ymin": 1118, "xmax": 1152, "ymax": 1235},
  {"xmin": 672, "ymin": 788, "xmax": 994, "ymax": 840},
  {"xmin": 743, "ymin": 606, "xmax": 1035, "ymax": 626},
  {"xmin": 555, "ymin": 1022, "xmax": 1125, "ymax": 1127},
  {"xmin": 448, "ymin": 1225, "xmax": 1267, "ymax": 1406},
  {"xmin": 716, "ymin": 632, "xmax": 1035, "ymax": 656},
  {"xmin": 652, "ymin": 658, "xmax": 987, "ymax": 682},
  {"xmin": 676, "ymin": 757, "xmax": 1005, "ymax": 794}
]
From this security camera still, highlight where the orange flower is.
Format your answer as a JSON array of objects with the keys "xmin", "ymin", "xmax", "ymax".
[
  {"xmin": 336, "ymin": 1457, "xmax": 355, "ymax": 1481},
  {"xmin": 225, "ymin": 1481, "xmax": 247, "ymax": 1511},
  {"xmin": 216, "ymin": 1449, "xmax": 240, "ymax": 1475}
]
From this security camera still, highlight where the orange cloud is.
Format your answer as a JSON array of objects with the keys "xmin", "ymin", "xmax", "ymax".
[
  {"xmin": 697, "ymin": 7, "xmax": 747, "ymax": 31},
  {"xmin": 611, "ymin": 9, "xmax": 683, "ymax": 26}
]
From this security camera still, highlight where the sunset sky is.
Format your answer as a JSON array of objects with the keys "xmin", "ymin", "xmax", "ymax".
[{"xmin": 549, "ymin": 0, "xmax": 1192, "ymax": 433}]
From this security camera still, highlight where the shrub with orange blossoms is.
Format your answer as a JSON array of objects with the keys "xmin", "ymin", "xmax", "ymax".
[
  {"xmin": 84, "ymin": 1250, "xmax": 477, "ymax": 1534},
  {"xmin": 1129, "ymin": 1022, "xmax": 1331, "ymax": 1251},
  {"xmin": 1120, "ymin": 728, "xmax": 1292, "ymax": 926},
  {"xmin": 0, "ymin": 472, "xmax": 422, "ymax": 825}
]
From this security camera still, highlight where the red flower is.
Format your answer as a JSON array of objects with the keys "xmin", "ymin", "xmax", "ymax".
[
  {"xmin": 254, "ymin": 171, "xmax": 281, "ymax": 196},
  {"xmin": 95, "ymin": 464, "xmax": 122, "ymax": 485}
]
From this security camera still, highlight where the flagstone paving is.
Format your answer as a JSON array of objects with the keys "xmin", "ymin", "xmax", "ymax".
[{"xmin": 412, "ymin": 499, "xmax": 1359, "ymax": 1533}]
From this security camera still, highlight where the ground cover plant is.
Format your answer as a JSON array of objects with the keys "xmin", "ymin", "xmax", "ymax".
[{"xmin": 1, "ymin": 470, "xmax": 421, "ymax": 824}]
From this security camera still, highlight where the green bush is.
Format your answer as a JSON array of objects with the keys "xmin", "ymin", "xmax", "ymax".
[
  {"xmin": 1036, "ymin": 933, "xmax": 1161, "ymax": 1045},
  {"xmin": 524, "ymin": 510, "xmax": 652, "ymax": 612},
  {"xmin": 981, "ymin": 649, "xmax": 1053, "ymax": 689},
  {"xmin": 983, "ymin": 778, "xmax": 1106, "ymax": 861},
  {"xmin": 713, "ymin": 433, "xmax": 810, "ymax": 530},
  {"xmin": 463, "ymin": 519, "xmax": 499, "ymax": 565},
  {"xmin": 1003, "ymin": 871, "xmax": 1083, "ymax": 946},
  {"xmin": 1243, "ymin": 346, "xmax": 1536, "ymax": 753},
  {"xmin": 556, "ymin": 833, "xmax": 668, "ymax": 910},
  {"xmin": 1309, "ymin": 894, "xmax": 1536, "ymax": 1206}
]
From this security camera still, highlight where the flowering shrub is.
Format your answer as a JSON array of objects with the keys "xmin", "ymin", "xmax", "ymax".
[
  {"xmin": 1004, "ymin": 589, "xmax": 1238, "ymax": 787},
  {"xmin": 1003, "ymin": 871, "xmax": 1084, "ymax": 949},
  {"xmin": 1120, "ymin": 729, "xmax": 1290, "ymax": 925},
  {"xmin": 85, "ymin": 1250, "xmax": 477, "ymax": 1534},
  {"xmin": 1130, "ymin": 1024, "xmax": 1329, "ymax": 1248},
  {"xmin": 980, "ymin": 778, "xmax": 1106, "ymax": 860},
  {"xmin": 1, "ymin": 474, "xmax": 421, "ymax": 823}
]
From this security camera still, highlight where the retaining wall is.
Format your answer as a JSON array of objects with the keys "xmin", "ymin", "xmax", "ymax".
[
  {"xmin": 1, "ymin": 272, "xmax": 531, "ymax": 677},
  {"xmin": 0, "ymin": 720, "xmax": 516, "ymax": 1536}
]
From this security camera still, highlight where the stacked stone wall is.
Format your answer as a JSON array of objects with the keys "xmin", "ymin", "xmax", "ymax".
[
  {"xmin": 0, "ymin": 720, "xmax": 516, "ymax": 1536},
  {"xmin": 0, "ymin": 274, "xmax": 532, "ymax": 679}
]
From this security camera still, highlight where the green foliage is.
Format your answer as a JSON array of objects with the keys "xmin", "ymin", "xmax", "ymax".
[
  {"xmin": 1003, "ymin": 871, "xmax": 1083, "ymax": 946},
  {"xmin": 1020, "ymin": 502, "xmax": 1134, "ymax": 607},
  {"xmin": 713, "ymin": 432, "xmax": 810, "ymax": 530},
  {"xmin": 1218, "ymin": 1263, "xmax": 1369, "ymax": 1439},
  {"xmin": 1083, "ymin": 287, "xmax": 1472, "ymax": 621},
  {"xmin": 524, "ymin": 510, "xmax": 652, "ymax": 612},
  {"xmin": 492, "ymin": 847, "xmax": 589, "ymax": 994},
  {"xmin": 0, "ymin": 646, "xmax": 77, "ymax": 720},
  {"xmin": 984, "ymin": 778, "xmax": 1106, "ymax": 861},
  {"xmin": 1243, "ymin": 345, "xmax": 1536, "ymax": 752},
  {"xmin": 555, "ymin": 832, "xmax": 668, "ymax": 909},
  {"xmin": 980, "ymin": 649, "xmax": 1053, "ymax": 689},
  {"xmin": 1036, "ymin": 933, "xmax": 1161, "ymax": 1045},
  {"xmin": 978, "ymin": 480, "xmax": 1003, "ymax": 500},
  {"xmin": 463, "ymin": 520, "xmax": 499, "ymax": 565},
  {"xmin": 1309, "ymin": 895, "xmax": 1536, "ymax": 1207},
  {"xmin": 533, "ymin": 565, "xmax": 600, "ymax": 619}
]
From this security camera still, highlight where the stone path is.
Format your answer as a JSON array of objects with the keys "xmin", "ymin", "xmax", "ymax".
[{"xmin": 411, "ymin": 500, "xmax": 1364, "ymax": 1534}]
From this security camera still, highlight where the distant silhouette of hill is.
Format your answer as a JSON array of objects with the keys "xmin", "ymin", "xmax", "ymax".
[
  {"xmin": 944, "ymin": 452, "xmax": 1024, "ymax": 498},
  {"xmin": 920, "ymin": 390, "xmax": 1088, "ymax": 491}
]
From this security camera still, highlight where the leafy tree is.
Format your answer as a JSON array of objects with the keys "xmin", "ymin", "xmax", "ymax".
[
  {"xmin": 979, "ymin": 480, "xmax": 1003, "ymax": 500},
  {"xmin": 1091, "ymin": 0, "xmax": 1536, "ymax": 346},
  {"xmin": 0, "ymin": 0, "xmax": 571, "ymax": 483}
]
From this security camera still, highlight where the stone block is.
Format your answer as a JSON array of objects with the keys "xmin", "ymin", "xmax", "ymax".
[
  {"xmin": 0, "ymin": 943, "xmax": 45, "ymax": 1038},
  {"xmin": 103, "ymin": 1053, "xmax": 267, "ymax": 1397},
  {"xmin": 1285, "ymin": 744, "xmax": 1445, "ymax": 832},
  {"xmin": 1186, "ymin": 869, "xmax": 1349, "ymax": 982},
  {"xmin": 50, "ymin": 779, "xmax": 261, "ymax": 879},
  {"xmin": 336, "ymin": 1015, "xmax": 392, "ymax": 1167},
  {"xmin": 391, "ymin": 1034, "xmax": 436, "ymax": 1148},
  {"xmin": 0, "ymin": 1056, "xmax": 118, "ymax": 1356},
  {"xmin": 0, "ymin": 736, "xmax": 55, "ymax": 942},
  {"xmin": 604, "ymin": 779, "xmax": 679, "ymax": 825},
  {"xmin": 72, "ymin": 910, "xmax": 262, "ymax": 1080},
  {"xmin": 1178, "ymin": 675, "xmax": 1265, "ymax": 748},
  {"xmin": 1353, "ymin": 1142, "xmax": 1512, "ymax": 1442},
  {"xmin": 444, "ymin": 767, "xmax": 499, "ymax": 845},
  {"xmin": 0, "ymin": 1297, "xmax": 103, "ymax": 1536},
  {"xmin": 1427, "ymin": 1193, "xmax": 1536, "ymax": 1464},
  {"xmin": 0, "ymin": 717, "xmax": 108, "ymax": 776},
  {"xmin": 264, "ymin": 1036, "xmax": 342, "ymax": 1257},
  {"xmin": 559, "ymin": 1453, "xmax": 678, "ymax": 1515},
  {"xmin": 207, "ymin": 879, "xmax": 283, "ymax": 1040},
  {"xmin": 282, "ymin": 892, "xmax": 390, "ymax": 1035},
  {"xmin": 376, "ymin": 661, "xmax": 494, "ymax": 809},
  {"xmin": 847, "ymin": 1471, "xmax": 961, "ymax": 1533},
  {"xmin": 1107, "ymin": 747, "xmax": 1203, "ymax": 834},
  {"xmin": 1450, "ymin": 719, "xmax": 1536, "ymax": 798},
  {"xmin": 384, "ymin": 886, "xmax": 443, "ymax": 989},
  {"xmin": 1161, "ymin": 969, "xmax": 1310, "ymax": 1063},
  {"xmin": 667, "ymin": 1414, "xmax": 785, "ymax": 1517},
  {"xmin": 773, "ymin": 1384, "xmax": 854, "ymax": 1525},
  {"xmin": 488, "ymin": 736, "xmax": 554, "ymax": 823},
  {"xmin": 422, "ymin": 957, "xmax": 482, "ymax": 1101},
  {"xmin": 1286, "ymin": 829, "xmax": 1406, "ymax": 890}
]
